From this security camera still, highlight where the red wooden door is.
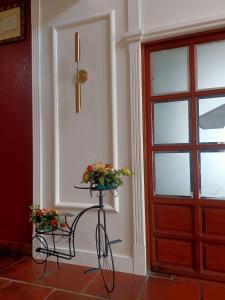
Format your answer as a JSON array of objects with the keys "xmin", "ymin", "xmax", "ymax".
[{"xmin": 143, "ymin": 29, "xmax": 225, "ymax": 281}]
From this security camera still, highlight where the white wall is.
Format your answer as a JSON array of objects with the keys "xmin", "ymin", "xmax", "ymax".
[
  {"xmin": 35, "ymin": 0, "xmax": 134, "ymax": 273},
  {"xmin": 141, "ymin": 0, "xmax": 225, "ymax": 31},
  {"xmin": 33, "ymin": 0, "xmax": 225, "ymax": 276}
]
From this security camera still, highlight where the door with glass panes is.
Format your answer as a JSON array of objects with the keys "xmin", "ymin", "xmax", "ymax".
[{"xmin": 143, "ymin": 30, "xmax": 225, "ymax": 281}]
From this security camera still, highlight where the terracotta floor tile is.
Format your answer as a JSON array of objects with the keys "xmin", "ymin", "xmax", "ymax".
[
  {"xmin": 46, "ymin": 290, "xmax": 102, "ymax": 300},
  {"xmin": 1, "ymin": 257, "xmax": 56, "ymax": 283},
  {"xmin": 6, "ymin": 254, "xmax": 225, "ymax": 300},
  {"xmin": 39, "ymin": 263, "xmax": 97, "ymax": 293},
  {"xmin": 140, "ymin": 276, "xmax": 200, "ymax": 300},
  {"xmin": 203, "ymin": 284, "xmax": 225, "ymax": 300},
  {"xmin": 85, "ymin": 271, "xmax": 146, "ymax": 300},
  {"xmin": 0, "ymin": 281, "xmax": 52, "ymax": 300},
  {"xmin": 0, "ymin": 254, "xmax": 23, "ymax": 272}
]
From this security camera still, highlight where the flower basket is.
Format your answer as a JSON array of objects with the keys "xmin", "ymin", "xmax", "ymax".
[
  {"xmin": 82, "ymin": 161, "xmax": 133, "ymax": 190},
  {"xmin": 30, "ymin": 205, "xmax": 66, "ymax": 232}
]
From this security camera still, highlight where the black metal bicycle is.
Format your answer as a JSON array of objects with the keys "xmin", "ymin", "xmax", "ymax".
[{"xmin": 31, "ymin": 186, "xmax": 121, "ymax": 293}]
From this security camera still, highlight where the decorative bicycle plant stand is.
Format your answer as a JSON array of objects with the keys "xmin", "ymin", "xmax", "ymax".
[{"xmin": 32, "ymin": 186, "xmax": 122, "ymax": 293}]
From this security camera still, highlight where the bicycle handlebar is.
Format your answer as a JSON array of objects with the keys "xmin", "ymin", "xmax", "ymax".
[{"xmin": 73, "ymin": 185, "xmax": 90, "ymax": 190}]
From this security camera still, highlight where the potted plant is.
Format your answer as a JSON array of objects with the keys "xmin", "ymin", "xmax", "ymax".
[
  {"xmin": 81, "ymin": 161, "xmax": 133, "ymax": 190},
  {"xmin": 30, "ymin": 205, "xmax": 66, "ymax": 232}
]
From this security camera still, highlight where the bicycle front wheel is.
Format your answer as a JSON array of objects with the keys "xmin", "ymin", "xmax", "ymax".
[
  {"xmin": 32, "ymin": 235, "xmax": 48, "ymax": 264},
  {"xmin": 95, "ymin": 224, "xmax": 115, "ymax": 292}
]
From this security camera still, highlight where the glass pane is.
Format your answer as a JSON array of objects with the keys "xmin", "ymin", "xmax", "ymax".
[
  {"xmin": 198, "ymin": 96, "xmax": 225, "ymax": 144},
  {"xmin": 151, "ymin": 47, "xmax": 189, "ymax": 95},
  {"xmin": 200, "ymin": 151, "xmax": 225, "ymax": 199},
  {"xmin": 196, "ymin": 40, "xmax": 225, "ymax": 90},
  {"xmin": 154, "ymin": 152, "xmax": 192, "ymax": 197},
  {"xmin": 153, "ymin": 100, "xmax": 189, "ymax": 144}
]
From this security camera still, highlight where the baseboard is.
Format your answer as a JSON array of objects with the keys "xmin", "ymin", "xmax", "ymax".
[
  {"xmin": 0, "ymin": 240, "xmax": 31, "ymax": 256},
  {"xmin": 48, "ymin": 246, "xmax": 134, "ymax": 274}
]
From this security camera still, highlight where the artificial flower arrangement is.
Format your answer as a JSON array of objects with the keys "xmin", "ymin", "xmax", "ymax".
[
  {"xmin": 82, "ymin": 161, "xmax": 133, "ymax": 190},
  {"xmin": 30, "ymin": 205, "xmax": 66, "ymax": 232}
]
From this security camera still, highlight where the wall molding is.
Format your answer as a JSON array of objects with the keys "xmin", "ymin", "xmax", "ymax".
[
  {"xmin": 143, "ymin": 14, "xmax": 225, "ymax": 42},
  {"xmin": 48, "ymin": 245, "xmax": 133, "ymax": 274},
  {"xmin": 31, "ymin": 0, "xmax": 42, "ymax": 208},
  {"xmin": 124, "ymin": 29, "xmax": 143, "ymax": 43},
  {"xmin": 55, "ymin": 201, "xmax": 118, "ymax": 212},
  {"xmin": 52, "ymin": 11, "xmax": 119, "ymax": 212},
  {"xmin": 125, "ymin": 13, "xmax": 225, "ymax": 43},
  {"xmin": 128, "ymin": 41, "xmax": 146, "ymax": 275}
]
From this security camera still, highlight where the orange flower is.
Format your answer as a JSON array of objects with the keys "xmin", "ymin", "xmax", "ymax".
[
  {"xmin": 83, "ymin": 171, "xmax": 90, "ymax": 183},
  {"xmin": 105, "ymin": 163, "xmax": 112, "ymax": 169},
  {"xmin": 94, "ymin": 161, "xmax": 106, "ymax": 172}
]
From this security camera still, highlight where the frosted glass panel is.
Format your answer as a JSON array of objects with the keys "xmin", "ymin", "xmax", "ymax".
[
  {"xmin": 200, "ymin": 151, "xmax": 225, "ymax": 198},
  {"xmin": 196, "ymin": 40, "xmax": 225, "ymax": 90},
  {"xmin": 198, "ymin": 96, "xmax": 225, "ymax": 144},
  {"xmin": 154, "ymin": 152, "xmax": 192, "ymax": 197},
  {"xmin": 153, "ymin": 100, "xmax": 189, "ymax": 144},
  {"xmin": 151, "ymin": 47, "xmax": 189, "ymax": 95}
]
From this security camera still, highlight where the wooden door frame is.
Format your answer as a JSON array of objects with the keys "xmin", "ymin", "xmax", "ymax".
[{"xmin": 142, "ymin": 28, "xmax": 225, "ymax": 276}]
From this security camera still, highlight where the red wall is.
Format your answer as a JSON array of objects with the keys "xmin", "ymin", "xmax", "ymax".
[{"xmin": 0, "ymin": 0, "xmax": 32, "ymax": 245}]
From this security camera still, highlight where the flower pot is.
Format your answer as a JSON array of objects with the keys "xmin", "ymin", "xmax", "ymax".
[{"xmin": 92, "ymin": 184, "xmax": 117, "ymax": 191}]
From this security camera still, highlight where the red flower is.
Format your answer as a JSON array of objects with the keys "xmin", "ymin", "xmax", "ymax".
[
  {"xmin": 87, "ymin": 164, "xmax": 94, "ymax": 172},
  {"xmin": 50, "ymin": 219, "xmax": 58, "ymax": 227},
  {"xmin": 37, "ymin": 210, "xmax": 43, "ymax": 217}
]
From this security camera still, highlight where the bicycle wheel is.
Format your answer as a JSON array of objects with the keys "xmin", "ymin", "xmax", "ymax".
[
  {"xmin": 32, "ymin": 235, "xmax": 48, "ymax": 264},
  {"xmin": 95, "ymin": 223, "xmax": 115, "ymax": 292}
]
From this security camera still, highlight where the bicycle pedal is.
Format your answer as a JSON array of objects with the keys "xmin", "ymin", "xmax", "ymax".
[
  {"xmin": 84, "ymin": 267, "xmax": 99, "ymax": 274},
  {"xmin": 109, "ymin": 239, "xmax": 122, "ymax": 245}
]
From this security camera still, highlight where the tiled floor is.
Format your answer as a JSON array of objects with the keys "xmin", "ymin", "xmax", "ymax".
[{"xmin": 1, "ymin": 254, "xmax": 225, "ymax": 299}]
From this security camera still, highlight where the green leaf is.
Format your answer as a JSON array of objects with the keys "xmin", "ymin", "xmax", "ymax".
[{"xmin": 99, "ymin": 176, "xmax": 105, "ymax": 185}]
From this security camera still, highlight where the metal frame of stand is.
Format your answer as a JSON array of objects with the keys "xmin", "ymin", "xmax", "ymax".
[{"xmin": 32, "ymin": 186, "xmax": 122, "ymax": 293}]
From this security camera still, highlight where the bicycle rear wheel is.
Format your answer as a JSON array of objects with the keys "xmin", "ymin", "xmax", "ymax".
[
  {"xmin": 32, "ymin": 235, "xmax": 48, "ymax": 264},
  {"xmin": 95, "ymin": 223, "xmax": 115, "ymax": 292}
]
